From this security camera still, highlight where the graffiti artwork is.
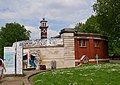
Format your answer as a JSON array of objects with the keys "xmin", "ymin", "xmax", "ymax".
[
  {"xmin": 13, "ymin": 38, "xmax": 64, "ymax": 48},
  {"xmin": 4, "ymin": 47, "xmax": 15, "ymax": 74},
  {"xmin": 16, "ymin": 47, "xmax": 23, "ymax": 74}
]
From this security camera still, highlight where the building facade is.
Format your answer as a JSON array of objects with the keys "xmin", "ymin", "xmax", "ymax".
[
  {"xmin": 75, "ymin": 32, "xmax": 108, "ymax": 64},
  {"xmin": 11, "ymin": 19, "xmax": 108, "ymax": 70},
  {"xmin": 59, "ymin": 28, "xmax": 108, "ymax": 65},
  {"xmin": 13, "ymin": 28, "xmax": 108, "ymax": 69}
]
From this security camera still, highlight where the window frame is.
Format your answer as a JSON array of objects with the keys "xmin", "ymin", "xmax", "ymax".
[
  {"xmin": 79, "ymin": 39, "xmax": 87, "ymax": 47},
  {"xmin": 94, "ymin": 40, "xmax": 100, "ymax": 47}
]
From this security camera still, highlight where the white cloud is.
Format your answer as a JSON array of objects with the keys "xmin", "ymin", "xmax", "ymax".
[
  {"xmin": 0, "ymin": 12, "xmax": 18, "ymax": 19},
  {"xmin": 25, "ymin": 26, "xmax": 40, "ymax": 39},
  {"xmin": 0, "ymin": 0, "xmax": 96, "ymax": 39},
  {"xmin": 48, "ymin": 29, "xmax": 59, "ymax": 38},
  {"xmin": 0, "ymin": 0, "xmax": 96, "ymax": 20},
  {"xmin": 25, "ymin": 26, "xmax": 38, "ymax": 33},
  {"xmin": 69, "ymin": 23, "xmax": 76, "ymax": 28}
]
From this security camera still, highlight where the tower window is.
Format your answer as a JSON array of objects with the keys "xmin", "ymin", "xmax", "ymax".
[{"xmin": 79, "ymin": 40, "xmax": 86, "ymax": 47}]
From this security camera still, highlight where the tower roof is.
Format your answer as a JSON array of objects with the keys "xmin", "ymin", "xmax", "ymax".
[{"xmin": 40, "ymin": 18, "xmax": 47, "ymax": 23}]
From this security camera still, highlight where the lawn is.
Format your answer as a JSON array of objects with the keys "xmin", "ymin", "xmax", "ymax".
[{"xmin": 31, "ymin": 63, "xmax": 120, "ymax": 85}]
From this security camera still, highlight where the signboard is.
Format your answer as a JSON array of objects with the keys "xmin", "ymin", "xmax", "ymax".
[
  {"xmin": 16, "ymin": 47, "xmax": 23, "ymax": 74},
  {"xmin": 4, "ymin": 47, "xmax": 15, "ymax": 74}
]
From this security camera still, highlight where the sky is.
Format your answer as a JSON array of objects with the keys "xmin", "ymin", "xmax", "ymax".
[{"xmin": 0, "ymin": 0, "xmax": 96, "ymax": 39}]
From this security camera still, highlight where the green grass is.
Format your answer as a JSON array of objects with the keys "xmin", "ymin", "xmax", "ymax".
[{"xmin": 32, "ymin": 63, "xmax": 120, "ymax": 85}]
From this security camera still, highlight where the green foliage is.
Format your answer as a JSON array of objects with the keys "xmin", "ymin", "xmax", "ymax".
[
  {"xmin": 75, "ymin": 0, "xmax": 120, "ymax": 55},
  {"xmin": 32, "ymin": 63, "xmax": 120, "ymax": 85},
  {"xmin": 0, "ymin": 22, "xmax": 31, "ymax": 58},
  {"xmin": 75, "ymin": 15, "xmax": 101, "ymax": 34},
  {"xmin": 93, "ymin": 0, "xmax": 120, "ymax": 55}
]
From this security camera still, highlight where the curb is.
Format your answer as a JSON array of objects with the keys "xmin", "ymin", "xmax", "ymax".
[{"xmin": 23, "ymin": 70, "xmax": 46, "ymax": 85}]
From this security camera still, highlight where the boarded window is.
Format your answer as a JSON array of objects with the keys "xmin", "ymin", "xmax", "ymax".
[
  {"xmin": 79, "ymin": 40, "xmax": 86, "ymax": 47},
  {"xmin": 94, "ymin": 40, "xmax": 100, "ymax": 47}
]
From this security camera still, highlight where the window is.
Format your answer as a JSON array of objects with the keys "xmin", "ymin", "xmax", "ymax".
[
  {"xmin": 79, "ymin": 40, "xmax": 86, "ymax": 47},
  {"xmin": 94, "ymin": 40, "xmax": 100, "ymax": 47}
]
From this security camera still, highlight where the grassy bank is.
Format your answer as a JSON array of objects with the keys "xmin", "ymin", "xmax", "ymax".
[{"xmin": 32, "ymin": 63, "xmax": 120, "ymax": 85}]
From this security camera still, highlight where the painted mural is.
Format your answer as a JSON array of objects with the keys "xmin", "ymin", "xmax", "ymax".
[
  {"xmin": 13, "ymin": 38, "xmax": 64, "ymax": 48},
  {"xmin": 16, "ymin": 47, "xmax": 23, "ymax": 74},
  {"xmin": 23, "ymin": 47, "xmax": 64, "ymax": 69},
  {"xmin": 4, "ymin": 47, "xmax": 15, "ymax": 74}
]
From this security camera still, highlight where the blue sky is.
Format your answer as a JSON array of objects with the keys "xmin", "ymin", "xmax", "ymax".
[{"xmin": 0, "ymin": 0, "xmax": 96, "ymax": 39}]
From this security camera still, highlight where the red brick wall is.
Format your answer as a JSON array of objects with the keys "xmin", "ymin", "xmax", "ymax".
[
  {"xmin": 75, "ymin": 39, "xmax": 91, "ymax": 59},
  {"xmin": 75, "ymin": 35, "xmax": 108, "ymax": 60}
]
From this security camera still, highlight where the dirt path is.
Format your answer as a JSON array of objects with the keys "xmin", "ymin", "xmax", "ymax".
[
  {"xmin": 0, "ymin": 70, "xmax": 42, "ymax": 85},
  {"xmin": 0, "ymin": 77, "xmax": 23, "ymax": 85}
]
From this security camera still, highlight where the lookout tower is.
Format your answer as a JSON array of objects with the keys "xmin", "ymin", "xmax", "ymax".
[{"xmin": 39, "ymin": 18, "xmax": 48, "ymax": 39}]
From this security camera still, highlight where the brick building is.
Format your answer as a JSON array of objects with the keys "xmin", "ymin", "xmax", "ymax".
[
  {"xmin": 39, "ymin": 18, "xmax": 108, "ymax": 63},
  {"xmin": 12, "ymin": 19, "xmax": 109, "ymax": 69},
  {"xmin": 59, "ymin": 28, "xmax": 108, "ymax": 65}
]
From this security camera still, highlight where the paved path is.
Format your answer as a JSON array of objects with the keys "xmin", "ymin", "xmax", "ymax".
[
  {"xmin": 0, "ymin": 77, "xmax": 23, "ymax": 85},
  {"xmin": 0, "ymin": 70, "xmax": 43, "ymax": 85}
]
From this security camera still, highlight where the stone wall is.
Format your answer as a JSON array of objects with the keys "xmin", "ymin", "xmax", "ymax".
[
  {"xmin": 22, "ymin": 32, "xmax": 75, "ymax": 69},
  {"xmin": 61, "ymin": 32, "xmax": 75, "ymax": 68},
  {"xmin": 27, "ymin": 47, "xmax": 64, "ymax": 69},
  {"xmin": 21, "ymin": 28, "xmax": 76, "ymax": 69}
]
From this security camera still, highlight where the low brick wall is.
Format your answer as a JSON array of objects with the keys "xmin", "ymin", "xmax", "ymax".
[
  {"xmin": 75, "ymin": 59, "xmax": 109, "ymax": 66},
  {"xmin": 89, "ymin": 59, "xmax": 109, "ymax": 64}
]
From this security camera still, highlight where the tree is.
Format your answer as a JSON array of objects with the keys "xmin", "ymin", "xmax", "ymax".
[
  {"xmin": 75, "ymin": 15, "xmax": 100, "ymax": 34},
  {"xmin": 75, "ymin": 0, "xmax": 120, "ymax": 56},
  {"xmin": 75, "ymin": 22, "xmax": 84, "ymax": 32},
  {"xmin": 93, "ymin": 0, "xmax": 120, "ymax": 55},
  {"xmin": 0, "ymin": 22, "xmax": 31, "ymax": 58}
]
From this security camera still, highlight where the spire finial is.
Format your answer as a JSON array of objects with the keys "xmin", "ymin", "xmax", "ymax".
[{"xmin": 43, "ymin": 18, "xmax": 45, "ymax": 20}]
